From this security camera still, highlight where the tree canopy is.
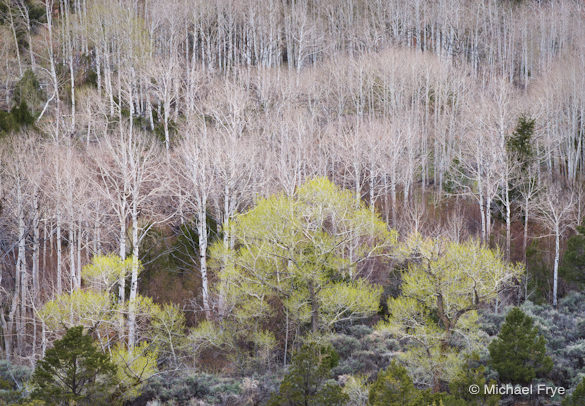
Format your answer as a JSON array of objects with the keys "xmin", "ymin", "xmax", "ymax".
[
  {"xmin": 198, "ymin": 177, "xmax": 395, "ymax": 361},
  {"xmin": 379, "ymin": 234, "xmax": 523, "ymax": 390}
]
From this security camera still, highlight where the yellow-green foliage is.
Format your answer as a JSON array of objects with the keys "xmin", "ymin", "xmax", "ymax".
[
  {"xmin": 39, "ymin": 253, "xmax": 165, "ymax": 402},
  {"xmin": 253, "ymin": 330, "xmax": 277, "ymax": 362},
  {"xmin": 39, "ymin": 290, "xmax": 118, "ymax": 348},
  {"xmin": 206, "ymin": 177, "xmax": 395, "ymax": 357},
  {"xmin": 150, "ymin": 303, "xmax": 187, "ymax": 365},
  {"xmin": 111, "ymin": 342, "xmax": 158, "ymax": 401},
  {"xmin": 320, "ymin": 280, "xmax": 383, "ymax": 327},
  {"xmin": 379, "ymin": 234, "xmax": 523, "ymax": 387},
  {"xmin": 189, "ymin": 320, "xmax": 235, "ymax": 354},
  {"xmin": 40, "ymin": 255, "xmax": 186, "ymax": 374},
  {"xmin": 82, "ymin": 254, "xmax": 133, "ymax": 292}
]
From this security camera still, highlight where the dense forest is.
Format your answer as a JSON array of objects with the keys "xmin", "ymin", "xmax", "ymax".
[{"xmin": 0, "ymin": 0, "xmax": 585, "ymax": 405}]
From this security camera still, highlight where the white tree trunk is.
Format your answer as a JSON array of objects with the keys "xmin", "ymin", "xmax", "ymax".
[
  {"xmin": 16, "ymin": 182, "xmax": 26, "ymax": 356},
  {"xmin": 523, "ymin": 196, "xmax": 529, "ymax": 264},
  {"xmin": 32, "ymin": 195, "xmax": 40, "ymax": 298},
  {"xmin": 56, "ymin": 209, "xmax": 63, "ymax": 294},
  {"xmin": 118, "ymin": 218, "xmax": 126, "ymax": 302},
  {"xmin": 128, "ymin": 200, "xmax": 139, "ymax": 348},
  {"xmin": 197, "ymin": 205, "xmax": 210, "ymax": 315},
  {"xmin": 69, "ymin": 223, "xmax": 77, "ymax": 291},
  {"xmin": 553, "ymin": 227, "xmax": 560, "ymax": 307},
  {"xmin": 504, "ymin": 182, "xmax": 511, "ymax": 260}
]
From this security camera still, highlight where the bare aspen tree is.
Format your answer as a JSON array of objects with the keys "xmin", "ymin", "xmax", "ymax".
[
  {"xmin": 147, "ymin": 57, "xmax": 179, "ymax": 152},
  {"xmin": 2, "ymin": 1, "xmax": 23, "ymax": 76},
  {"xmin": 455, "ymin": 84, "xmax": 508, "ymax": 244},
  {"xmin": 93, "ymin": 127, "xmax": 165, "ymax": 348},
  {"xmin": 206, "ymin": 82, "xmax": 256, "ymax": 246},
  {"xmin": 175, "ymin": 118, "xmax": 216, "ymax": 316},
  {"xmin": 42, "ymin": 0, "xmax": 62, "ymax": 126},
  {"xmin": 13, "ymin": 0, "xmax": 35, "ymax": 70},
  {"xmin": 490, "ymin": 79, "xmax": 516, "ymax": 260},
  {"xmin": 534, "ymin": 181, "xmax": 577, "ymax": 307},
  {"xmin": 0, "ymin": 134, "xmax": 46, "ymax": 359}
]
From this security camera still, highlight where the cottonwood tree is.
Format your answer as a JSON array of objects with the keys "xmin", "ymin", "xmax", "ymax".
[
  {"xmin": 379, "ymin": 234, "xmax": 523, "ymax": 391},
  {"xmin": 199, "ymin": 178, "xmax": 395, "ymax": 364},
  {"xmin": 41, "ymin": 254, "xmax": 185, "ymax": 363},
  {"xmin": 39, "ymin": 255, "xmax": 182, "ymax": 395}
]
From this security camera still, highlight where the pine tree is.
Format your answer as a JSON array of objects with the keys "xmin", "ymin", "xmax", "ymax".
[
  {"xmin": 368, "ymin": 361, "xmax": 420, "ymax": 406},
  {"xmin": 489, "ymin": 307, "xmax": 553, "ymax": 384},
  {"xmin": 268, "ymin": 341, "xmax": 347, "ymax": 406},
  {"xmin": 506, "ymin": 115, "xmax": 535, "ymax": 173},
  {"xmin": 563, "ymin": 377, "xmax": 585, "ymax": 406},
  {"xmin": 560, "ymin": 222, "xmax": 585, "ymax": 288},
  {"xmin": 31, "ymin": 326, "xmax": 120, "ymax": 405},
  {"xmin": 449, "ymin": 353, "xmax": 500, "ymax": 406},
  {"xmin": 368, "ymin": 360, "xmax": 472, "ymax": 406}
]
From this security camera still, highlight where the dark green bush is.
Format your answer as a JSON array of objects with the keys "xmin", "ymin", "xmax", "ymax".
[
  {"xmin": 481, "ymin": 294, "xmax": 585, "ymax": 390},
  {"xmin": 13, "ymin": 69, "xmax": 44, "ymax": 115},
  {"xmin": 11, "ymin": 101, "xmax": 35, "ymax": 126},
  {"xmin": 368, "ymin": 361, "xmax": 420, "ymax": 406},
  {"xmin": 449, "ymin": 353, "xmax": 500, "ymax": 406},
  {"xmin": 560, "ymin": 223, "xmax": 585, "ymax": 289},
  {"xmin": 0, "ymin": 110, "xmax": 19, "ymax": 135},
  {"xmin": 268, "ymin": 341, "xmax": 347, "ymax": 406},
  {"xmin": 31, "ymin": 326, "xmax": 119, "ymax": 405},
  {"xmin": 489, "ymin": 307, "xmax": 553, "ymax": 385}
]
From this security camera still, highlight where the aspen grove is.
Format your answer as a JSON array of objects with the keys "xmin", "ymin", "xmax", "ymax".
[{"xmin": 0, "ymin": 0, "xmax": 585, "ymax": 405}]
